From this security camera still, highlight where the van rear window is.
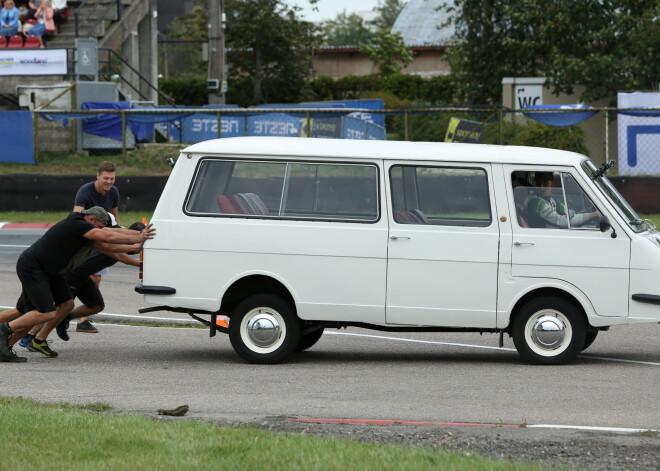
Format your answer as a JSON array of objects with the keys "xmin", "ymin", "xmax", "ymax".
[{"xmin": 185, "ymin": 159, "xmax": 379, "ymax": 222}]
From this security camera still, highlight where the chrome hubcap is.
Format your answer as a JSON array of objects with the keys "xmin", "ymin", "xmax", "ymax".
[
  {"xmin": 531, "ymin": 315, "xmax": 566, "ymax": 350},
  {"xmin": 246, "ymin": 312, "xmax": 282, "ymax": 348}
]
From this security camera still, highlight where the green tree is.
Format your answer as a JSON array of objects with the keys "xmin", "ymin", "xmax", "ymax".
[
  {"xmin": 443, "ymin": 0, "xmax": 660, "ymax": 104},
  {"xmin": 374, "ymin": 0, "xmax": 407, "ymax": 31},
  {"xmin": 360, "ymin": 29, "xmax": 413, "ymax": 78},
  {"xmin": 323, "ymin": 11, "xmax": 375, "ymax": 46},
  {"xmin": 225, "ymin": 0, "xmax": 321, "ymax": 104}
]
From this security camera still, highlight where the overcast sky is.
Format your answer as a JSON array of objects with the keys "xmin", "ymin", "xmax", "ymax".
[{"xmin": 283, "ymin": 0, "xmax": 382, "ymax": 22}]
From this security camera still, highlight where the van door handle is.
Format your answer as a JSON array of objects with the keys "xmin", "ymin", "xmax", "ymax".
[
  {"xmin": 514, "ymin": 241, "xmax": 535, "ymax": 246},
  {"xmin": 390, "ymin": 236, "xmax": 411, "ymax": 240}
]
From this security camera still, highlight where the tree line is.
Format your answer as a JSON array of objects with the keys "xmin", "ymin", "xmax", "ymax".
[{"xmin": 161, "ymin": 0, "xmax": 659, "ymax": 107}]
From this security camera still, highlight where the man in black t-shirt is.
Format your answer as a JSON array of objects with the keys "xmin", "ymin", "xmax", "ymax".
[
  {"xmin": 73, "ymin": 161, "xmax": 120, "ymax": 333},
  {"xmin": 0, "ymin": 208, "xmax": 155, "ymax": 363}
]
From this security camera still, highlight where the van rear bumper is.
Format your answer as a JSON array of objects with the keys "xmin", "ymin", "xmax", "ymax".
[{"xmin": 135, "ymin": 284, "xmax": 176, "ymax": 295}]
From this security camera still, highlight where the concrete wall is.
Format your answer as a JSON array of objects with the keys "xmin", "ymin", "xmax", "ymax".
[{"xmin": 314, "ymin": 46, "xmax": 449, "ymax": 79}]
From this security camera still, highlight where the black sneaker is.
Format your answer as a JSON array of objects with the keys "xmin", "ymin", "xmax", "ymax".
[
  {"xmin": 0, "ymin": 346, "xmax": 27, "ymax": 363},
  {"xmin": 0, "ymin": 323, "xmax": 13, "ymax": 357},
  {"xmin": 56, "ymin": 318, "xmax": 70, "ymax": 341},
  {"xmin": 76, "ymin": 320, "xmax": 98, "ymax": 333},
  {"xmin": 30, "ymin": 338, "xmax": 58, "ymax": 358}
]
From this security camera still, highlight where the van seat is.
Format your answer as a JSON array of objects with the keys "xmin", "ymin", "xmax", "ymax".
[
  {"xmin": 394, "ymin": 209, "xmax": 429, "ymax": 224},
  {"xmin": 217, "ymin": 193, "xmax": 270, "ymax": 216}
]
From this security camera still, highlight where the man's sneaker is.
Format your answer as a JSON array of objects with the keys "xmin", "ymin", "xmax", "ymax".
[
  {"xmin": 0, "ymin": 346, "xmax": 28, "ymax": 363},
  {"xmin": 30, "ymin": 338, "xmax": 58, "ymax": 358},
  {"xmin": 18, "ymin": 334, "xmax": 36, "ymax": 352},
  {"xmin": 0, "ymin": 323, "xmax": 14, "ymax": 357},
  {"xmin": 76, "ymin": 320, "xmax": 98, "ymax": 333},
  {"xmin": 56, "ymin": 318, "xmax": 70, "ymax": 341}
]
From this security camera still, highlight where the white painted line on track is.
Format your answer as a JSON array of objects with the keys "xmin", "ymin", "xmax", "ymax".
[
  {"xmin": 0, "ymin": 244, "xmax": 30, "ymax": 248},
  {"xmin": 2, "ymin": 306, "xmax": 658, "ymax": 366},
  {"xmin": 324, "ymin": 331, "xmax": 660, "ymax": 367},
  {"xmin": 528, "ymin": 424, "xmax": 659, "ymax": 433}
]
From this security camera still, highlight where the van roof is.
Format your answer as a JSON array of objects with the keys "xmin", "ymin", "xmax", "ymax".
[{"xmin": 182, "ymin": 137, "xmax": 588, "ymax": 166}]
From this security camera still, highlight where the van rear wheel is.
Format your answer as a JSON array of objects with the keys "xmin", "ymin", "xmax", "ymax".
[
  {"xmin": 229, "ymin": 294, "xmax": 300, "ymax": 364},
  {"xmin": 512, "ymin": 296, "xmax": 585, "ymax": 365}
]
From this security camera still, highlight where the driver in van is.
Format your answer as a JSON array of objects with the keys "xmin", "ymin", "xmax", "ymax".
[{"xmin": 524, "ymin": 172, "xmax": 601, "ymax": 228}]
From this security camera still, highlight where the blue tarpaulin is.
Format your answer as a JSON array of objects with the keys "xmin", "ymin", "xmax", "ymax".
[
  {"xmin": 523, "ymin": 104, "xmax": 598, "ymax": 127},
  {"xmin": 0, "ymin": 111, "xmax": 34, "ymax": 164},
  {"xmin": 81, "ymin": 101, "xmax": 154, "ymax": 142}
]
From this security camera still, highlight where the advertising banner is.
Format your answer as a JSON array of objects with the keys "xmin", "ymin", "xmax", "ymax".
[
  {"xmin": 0, "ymin": 111, "xmax": 34, "ymax": 164},
  {"xmin": 618, "ymin": 92, "xmax": 660, "ymax": 176},
  {"xmin": 0, "ymin": 49, "xmax": 68, "ymax": 76},
  {"xmin": 445, "ymin": 117, "xmax": 486, "ymax": 143}
]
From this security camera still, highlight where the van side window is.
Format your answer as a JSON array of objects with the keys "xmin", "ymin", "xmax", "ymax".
[
  {"xmin": 186, "ymin": 160, "xmax": 286, "ymax": 215},
  {"xmin": 512, "ymin": 171, "xmax": 601, "ymax": 230},
  {"xmin": 390, "ymin": 165, "xmax": 491, "ymax": 227},
  {"xmin": 185, "ymin": 159, "xmax": 379, "ymax": 222},
  {"xmin": 282, "ymin": 163, "xmax": 378, "ymax": 221}
]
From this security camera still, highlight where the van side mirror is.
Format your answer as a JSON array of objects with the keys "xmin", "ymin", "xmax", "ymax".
[{"xmin": 600, "ymin": 216, "xmax": 617, "ymax": 238}]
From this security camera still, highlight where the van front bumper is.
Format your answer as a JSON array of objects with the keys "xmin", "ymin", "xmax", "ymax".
[{"xmin": 135, "ymin": 284, "xmax": 176, "ymax": 295}]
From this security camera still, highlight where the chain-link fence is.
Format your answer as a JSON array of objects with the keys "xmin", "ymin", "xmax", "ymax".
[{"xmin": 5, "ymin": 106, "xmax": 659, "ymax": 176}]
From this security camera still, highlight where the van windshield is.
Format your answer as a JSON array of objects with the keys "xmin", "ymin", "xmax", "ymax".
[{"xmin": 581, "ymin": 159, "xmax": 647, "ymax": 233}]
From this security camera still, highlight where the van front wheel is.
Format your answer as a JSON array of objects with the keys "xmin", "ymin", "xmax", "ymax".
[
  {"xmin": 229, "ymin": 294, "xmax": 300, "ymax": 364},
  {"xmin": 512, "ymin": 296, "xmax": 585, "ymax": 365}
]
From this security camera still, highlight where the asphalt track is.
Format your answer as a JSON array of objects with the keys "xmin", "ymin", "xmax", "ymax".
[{"xmin": 1, "ymin": 228, "xmax": 659, "ymax": 433}]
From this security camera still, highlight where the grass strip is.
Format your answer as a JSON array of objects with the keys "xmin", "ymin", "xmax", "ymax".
[
  {"xmin": 0, "ymin": 396, "xmax": 561, "ymax": 471},
  {"xmin": 0, "ymin": 211, "xmax": 154, "ymax": 224}
]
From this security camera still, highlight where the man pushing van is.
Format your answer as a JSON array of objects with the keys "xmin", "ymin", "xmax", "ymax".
[{"xmin": 0, "ymin": 207, "xmax": 155, "ymax": 362}]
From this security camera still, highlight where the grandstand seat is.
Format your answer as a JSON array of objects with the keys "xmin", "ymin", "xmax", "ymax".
[
  {"xmin": 23, "ymin": 36, "xmax": 40, "ymax": 48},
  {"xmin": 0, "ymin": 37, "xmax": 7, "ymax": 49},
  {"xmin": 7, "ymin": 35, "xmax": 23, "ymax": 48}
]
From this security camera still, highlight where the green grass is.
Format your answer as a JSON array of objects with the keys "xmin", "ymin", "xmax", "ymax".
[
  {"xmin": 0, "ymin": 396, "xmax": 562, "ymax": 471},
  {"xmin": 0, "ymin": 211, "xmax": 154, "ymax": 224},
  {"xmin": 0, "ymin": 144, "xmax": 183, "ymax": 176}
]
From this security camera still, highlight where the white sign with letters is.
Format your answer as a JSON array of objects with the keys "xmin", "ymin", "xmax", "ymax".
[
  {"xmin": 514, "ymin": 85, "xmax": 543, "ymax": 109},
  {"xmin": 0, "ymin": 49, "xmax": 68, "ymax": 76}
]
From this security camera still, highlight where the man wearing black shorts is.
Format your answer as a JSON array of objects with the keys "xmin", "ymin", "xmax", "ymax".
[
  {"xmin": 12, "ymin": 222, "xmax": 146, "ymax": 349},
  {"xmin": 0, "ymin": 208, "xmax": 155, "ymax": 363}
]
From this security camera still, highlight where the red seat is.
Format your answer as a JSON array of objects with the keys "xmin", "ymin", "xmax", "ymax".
[
  {"xmin": 7, "ymin": 35, "xmax": 23, "ymax": 48},
  {"xmin": 23, "ymin": 36, "xmax": 40, "ymax": 48},
  {"xmin": 0, "ymin": 37, "xmax": 7, "ymax": 49}
]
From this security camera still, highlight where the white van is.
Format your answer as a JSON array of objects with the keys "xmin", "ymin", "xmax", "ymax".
[{"xmin": 137, "ymin": 136, "xmax": 660, "ymax": 365}]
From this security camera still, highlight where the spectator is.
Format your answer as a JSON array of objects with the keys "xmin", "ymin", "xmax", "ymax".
[
  {"xmin": 0, "ymin": 0, "xmax": 19, "ymax": 37},
  {"xmin": 25, "ymin": 0, "xmax": 39, "ymax": 19},
  {"xmin": 15, "ymin": 0, "xmax": 29, "ymax": 18},
  {"xmin": 51, "ymin": 0, "xmax": 65, "ymax": 27},
  {"xmin": 27, "ymin": 0, "xmax": 53, "ymax": 48}
]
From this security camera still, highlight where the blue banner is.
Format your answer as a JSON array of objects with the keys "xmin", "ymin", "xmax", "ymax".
[
  {"xmin": 523, "ymin": 104, "xmax": 597, "ymax": 127},
  {"xmin": 247, "ymin": 112, "xmax": 302, "ymax": 136},
  {"xmin": 0, "ymin": 111, "xmax": 34, "ymax": 164},
  {"xmin": 343, "ymin": 116, "xmax": 367, "ymax": 140}
]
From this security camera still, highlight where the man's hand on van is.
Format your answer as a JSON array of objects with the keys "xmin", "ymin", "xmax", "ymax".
[{"xmin": 139, "ymin": 223, "xmax": 156, "ymax": 242}]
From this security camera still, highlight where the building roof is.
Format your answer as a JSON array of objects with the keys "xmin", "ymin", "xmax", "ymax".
[{"xmin": 392, "ymin": 0, "xmax": 455, "ymax": 46}]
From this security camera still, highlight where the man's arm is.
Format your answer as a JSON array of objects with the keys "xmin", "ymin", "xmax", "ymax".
[
  {"xmin": 93, "ymin": 241, "xmax": 143, "ymax": 257},
  {"xmin": 108, "ymin": 251, "xmax": 140, "ymax": 267},
  {"xmin": 73, "ymin": 205, "xmax": 84, "ymax": 212},
  {"xmin": 84, "ymin": 224, "xmax": 155, "ymax": 244},
  {"xmin": 110, "ymin": 207, "xmax": 119, "ymax": 225}
]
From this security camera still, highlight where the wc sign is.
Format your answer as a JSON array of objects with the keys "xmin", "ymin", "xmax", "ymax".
[{"xmin": 515, "ymin": 85, "xmax": 543, "ymax": 110}]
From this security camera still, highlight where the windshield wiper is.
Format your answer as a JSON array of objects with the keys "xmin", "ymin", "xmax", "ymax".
[{"xmin": 593, "ymin": 160, "xmax": 616, "ymax": 179}]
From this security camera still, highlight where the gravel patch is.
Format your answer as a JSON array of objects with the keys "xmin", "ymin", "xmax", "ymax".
[{"xmin": 254, "ymin": 417, "xmax": 659, "ymax": 471}]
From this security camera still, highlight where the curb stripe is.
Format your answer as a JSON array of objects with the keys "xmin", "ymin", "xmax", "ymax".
[{"xmin": 287, "ymin": 418, "xmax": 658, "ymax": 433}]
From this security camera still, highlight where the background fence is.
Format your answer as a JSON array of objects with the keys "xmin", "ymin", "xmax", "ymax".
[{"xmin": 2, "ymin": 106, "xmax": 660, "ymax": 176}]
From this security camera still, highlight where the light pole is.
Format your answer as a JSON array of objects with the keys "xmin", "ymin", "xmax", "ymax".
[{"xmin": 208, "ymin": 0, "xmax": 226, "ymax": 105}]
